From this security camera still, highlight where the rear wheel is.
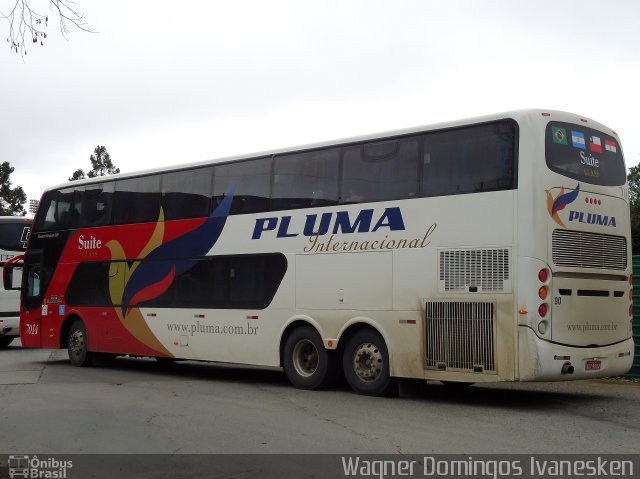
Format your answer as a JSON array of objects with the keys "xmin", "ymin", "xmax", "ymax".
[
  {"xmin": 0, "ymin": 337, "xmax": 14, "ymax": 348},
  {"xmin": 342, "ymin": 329, "xmax": 395, "ymax": 396},
  {"xmin": 67, "ymin": 320, "xmax": 93, "ymax": 367},
  {"xmin": 283, "ymin": 326, "xmax": 335, "ymax": 390}
]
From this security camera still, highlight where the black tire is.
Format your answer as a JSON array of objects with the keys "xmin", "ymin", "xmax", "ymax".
[
  {"xmin": 67, "ymin": 319, "xmax": 93, "ymax": 367},
  {"xmin": 342, "ymin": 329, "xmax": 394, "ymax": 396},
  {"xmin": 283, "ymin": 326, "xmax": 335, "ymax": 390},
  {"xmin": 0, "ymin": 336, "xmax": 14, "ymax": 348}
]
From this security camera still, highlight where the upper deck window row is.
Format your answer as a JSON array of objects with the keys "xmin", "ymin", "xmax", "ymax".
[{"xmin": 35, "ymin": 120, "xmax": 517, "ymax": 232}]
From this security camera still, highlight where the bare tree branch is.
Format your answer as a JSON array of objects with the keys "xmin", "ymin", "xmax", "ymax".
[{"xmin": 1, "ymin": 0, "xmax": 93, "ymax": 57}]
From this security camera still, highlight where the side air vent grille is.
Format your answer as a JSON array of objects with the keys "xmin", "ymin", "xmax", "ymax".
[
  {"xmin": 552, "ymin": 229, "xmax": 627, "ymax": 270},
  {"xmin": 438, "ymin": 248, "xmax": 511, "ymax": 293},
  {"xmin": 424, "ymin": 301, "xmax": 496, "ymax": 373}
]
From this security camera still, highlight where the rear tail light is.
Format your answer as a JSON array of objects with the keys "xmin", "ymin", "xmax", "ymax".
[
  {"xmin": 538, "ymin": 303, "xmax": 548, "ymax": 317},
  {"xmin": 537, "ymin": 268, "xmax": 550, "ymax": 321},
  {"xmin": 538, "ymin": 269, "xmax": 549, "ymax": 283}
]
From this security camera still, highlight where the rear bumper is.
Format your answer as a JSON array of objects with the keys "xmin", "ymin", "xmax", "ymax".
[{"xmin": 519, "ymin": 326, "xmax": 634, "ymax": 381}]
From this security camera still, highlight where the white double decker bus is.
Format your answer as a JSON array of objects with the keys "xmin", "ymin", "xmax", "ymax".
[{"xmin": 6, "ymin": 109, "xmax": 634, "ymax": 395}]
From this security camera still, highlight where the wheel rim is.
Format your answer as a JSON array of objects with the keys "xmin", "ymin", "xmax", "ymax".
[
  {"xmin": 69, "ymin": 329, "xmax": 85, "ymax": 359},
  {"xmin": 292, "ymin": 339, "xmax": 319, "ymax": 377},
  {"xmin": 352, "ymin": 342, "xmax": 383, "ymax": 382}
]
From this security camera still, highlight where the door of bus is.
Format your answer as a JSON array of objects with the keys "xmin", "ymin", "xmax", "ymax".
[{"xmin": 20, "ymin": 250, "xmax": 44, "ymax": 348}]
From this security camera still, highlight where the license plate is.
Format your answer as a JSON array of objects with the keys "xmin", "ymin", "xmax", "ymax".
[{"xmin": 586, "ymin": 360, "xmax": 601, "ymax": 371}]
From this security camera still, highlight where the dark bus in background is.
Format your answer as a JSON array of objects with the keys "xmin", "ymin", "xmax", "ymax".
[{"xmin": 0, "ymin": 216, "xmax": 31, "ymax": 347}]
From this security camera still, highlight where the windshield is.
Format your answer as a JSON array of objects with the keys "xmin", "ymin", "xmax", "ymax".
[{"xmin": 545, "ymin": 121, "xmax": 626, "ymax": 186}]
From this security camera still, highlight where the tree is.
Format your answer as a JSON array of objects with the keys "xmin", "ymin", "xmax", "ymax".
[
  {"xmin": 69, "ymin": 145, "xmax": 120, "ymax": 181},
  {"xmin": 68, "ymin": 168, "xmax": 86, "ymax": 181},
  {"xmin": 628, "ymin": 165, "xmax": 640, "ymax": 254},
  {"xmin": 0, "ymin": 161, "xmax": 27, "ymax": 216},
  {"xmin": 2, "ymin": 0, "xmax": 92, "ymax": 57}
]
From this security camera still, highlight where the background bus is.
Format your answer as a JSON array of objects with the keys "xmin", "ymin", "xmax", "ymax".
[
  {"xmin": 5, "ymin": 109, "xmax": 634, "ymax": 394},
  {"xmin": 0, "ymin": 216, "xmax": 31, "ymax": 348}
]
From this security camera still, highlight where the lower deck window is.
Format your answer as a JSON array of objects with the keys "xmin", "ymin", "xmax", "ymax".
[{"xmin": 66, "ymin": 254, "xmax": 287, "ymax": 310}]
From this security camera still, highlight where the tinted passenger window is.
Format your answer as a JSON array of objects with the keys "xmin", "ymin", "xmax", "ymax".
[
  {"xmin": 272, "ymin": 149, "xmax": 339, "ymax": 210},
  {"xmin": 65, "ymin": 254, "xmax": 287, "ymax": 310},
  {"xmin": 76, "ymin": 183, "xmax": 114, "ymax": 228},
  {"xmin": 162, "ymin": 168, "xmax": 212, "ymax": 220},
  {"xmin": 113, "ymin": 176, "xmax": 162, "ymax": 224},
  {"xmin": 171, "ymin": 258, "xmax": 229, "ymax": 307},
  {"xmin": 65, "ymin": 261, "xmax": 114, "ymax": 306},
  {"xmin": 341, "ymin": 139, "xmax": 420, "ymax": 203},
  {"xmin": 141, "ymin": 255, "xmax": 287, "ymax": 309},
  {"xmin": 213, "ymin": 159, "xmax": 271, "ymax": 215},
  {"xmin": 421, "ymin": 121, "xmax": 516, "ymax": 197},
  {"xmin": 34, "ymin": 189, "xmax": 75, "ymax": 231}
]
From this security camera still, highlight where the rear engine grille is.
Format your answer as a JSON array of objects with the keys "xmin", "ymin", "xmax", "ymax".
[
  {"xmin": 552, "ymin": 229, "xmax": 627, "ymax": 270},
  {"xmin": 424, "ymin": 301, "xmax": 495, "ymax": 373}
]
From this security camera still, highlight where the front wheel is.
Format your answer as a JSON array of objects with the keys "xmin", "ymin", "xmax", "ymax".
[
  {"xmin": 342, "ymin": 329, "xmax": 395, "ymax": 396},
  {"xmin": 283, "ymin": 326, "xmax": 335, "ymax": 390},
  {"xmin": 67, "ymin": 319, "xmax": 93, "ymax": 367},
  {"xmin": 0, "ymin": 337, "xmax": 14, "ymax": 348}
]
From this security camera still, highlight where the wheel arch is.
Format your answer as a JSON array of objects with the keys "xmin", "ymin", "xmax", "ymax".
[
  {"xmin": 278, "ymin": 316, "xmax": 324, "ymax": 367},
  {"xmin": 59, "ymin": 313, "xmax": 84, "ymax": 349}
]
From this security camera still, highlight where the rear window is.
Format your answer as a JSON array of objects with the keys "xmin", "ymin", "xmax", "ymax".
[{"xmin": 545, "ymin": 121, "xmax": 626, "ymax": 186}]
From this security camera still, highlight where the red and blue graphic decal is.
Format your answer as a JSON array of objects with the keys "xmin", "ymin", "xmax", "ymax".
[
  {"xmin": 118, "ymin": 189, "xmax": 234, "ymax": 316},
  {"xmin": 545, "ymin": 184, "xmax": 580, "ymax": 228}
]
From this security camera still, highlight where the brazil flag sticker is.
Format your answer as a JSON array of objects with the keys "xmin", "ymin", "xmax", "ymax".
[{"xmin": 552, "ymin": 126, "xmax": 568, "ymax": 145}]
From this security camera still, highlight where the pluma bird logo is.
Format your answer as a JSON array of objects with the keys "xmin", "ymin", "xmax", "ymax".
[{"xmin": 545, "ymin": 184, "xmax": 580, "ymax": 228}]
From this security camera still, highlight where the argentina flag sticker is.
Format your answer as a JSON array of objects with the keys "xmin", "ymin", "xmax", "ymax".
[{"xmin": 571, "ymin": 130, "xmax": 586, "ymax": 149}]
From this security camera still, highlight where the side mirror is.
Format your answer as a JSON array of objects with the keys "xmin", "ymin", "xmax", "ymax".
[{"xmin": 2, "ymin": 254, "xmax": 24, "ymax": 291}]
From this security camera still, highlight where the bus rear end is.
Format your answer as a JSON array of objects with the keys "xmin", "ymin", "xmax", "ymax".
[{"xmin": 518, "ymin": 111, "xmax": 633, "ymax": 380}]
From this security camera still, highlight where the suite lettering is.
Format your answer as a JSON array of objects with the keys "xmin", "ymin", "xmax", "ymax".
[
  {"xmin": 580, "ymin": 151, "xmax": 600, "ymax": 168},
  {"xmin": 568, "ymin": 211, "xmax": 617, "ymax": 227},
  {"xmin": 580, "ymin": 151, "xmax": 601, "ymax": 178},
  {"xmin": 252, "ymin": 207, "xmax": 406, "ymax": 239},
  {"xmin": 78, "ymin": 235, "xmax": 102, "ymax": 250}
]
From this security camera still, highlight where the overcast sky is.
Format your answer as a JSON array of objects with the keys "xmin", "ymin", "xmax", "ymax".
[{"xmin": 3, "ymin": 0, "xmax": 639, "ymax": 209}]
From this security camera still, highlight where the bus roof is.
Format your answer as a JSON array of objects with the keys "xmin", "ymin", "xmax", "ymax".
[{"xmin": 43, "ymin": 108, "xmax": 618, "ymax": 194}]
